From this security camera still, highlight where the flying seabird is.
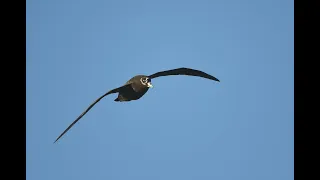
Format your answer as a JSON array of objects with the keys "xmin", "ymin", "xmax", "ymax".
[{"xmin": 54, "ymin": 67, "xmax": 220, "ymax": 143}]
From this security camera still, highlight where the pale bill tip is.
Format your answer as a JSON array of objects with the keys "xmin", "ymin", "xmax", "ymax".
[{"xmin": 147, "ymin": 82, "xmax": 153, "ymax": 88}]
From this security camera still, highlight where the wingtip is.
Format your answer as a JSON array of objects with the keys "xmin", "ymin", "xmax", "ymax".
[
  {"xmin": 54, "ymin": 137, "xmax": 61, "ymax": 144},
  {"xmin": 213, "ymin": 77, "xmax": 220, "ymax": 82}
]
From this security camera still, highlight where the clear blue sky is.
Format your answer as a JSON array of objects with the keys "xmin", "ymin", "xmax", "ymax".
[{"xmin": 26, "ymin": 0, "xmax": 293, "ymax": 179}]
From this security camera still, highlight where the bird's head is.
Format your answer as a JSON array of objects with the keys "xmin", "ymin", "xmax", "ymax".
[{"xmin": 140, "ymin": 76, "xmax": 153, "ymax": 88}]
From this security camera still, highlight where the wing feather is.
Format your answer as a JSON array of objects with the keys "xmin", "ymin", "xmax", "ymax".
[
  {"xmin": 148, "ymin": 67, "xmax": 220, "ymax": 82},
  {"xmin": 54, "ymin": 83, "xmax": 132, "ymax": 143}
]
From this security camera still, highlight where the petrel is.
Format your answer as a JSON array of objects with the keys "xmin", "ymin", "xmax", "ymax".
[{"xmin": 54, "ymin": 67, "xmax": 220, "ymax": 143}]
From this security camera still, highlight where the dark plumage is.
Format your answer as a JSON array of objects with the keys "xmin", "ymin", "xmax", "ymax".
[{"xmin": 54, "ymin": 67, "xmax": 219, "ymax": 143}]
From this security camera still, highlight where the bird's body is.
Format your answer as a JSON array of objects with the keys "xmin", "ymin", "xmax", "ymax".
[
  {"xmin": 114, "ymin": 75, "xmax": 150, "ymax": 102},
  {"xmin": 54, "ymin": 67, "xmax": 220, "ymax": 143}
]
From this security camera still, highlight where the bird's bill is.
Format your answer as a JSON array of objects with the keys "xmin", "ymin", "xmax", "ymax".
[{"xmin": 147, "ymin": 82, "xmax": 153, "ymax": 88}]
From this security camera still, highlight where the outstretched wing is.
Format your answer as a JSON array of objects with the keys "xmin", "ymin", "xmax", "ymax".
[
  {"xmin": 54, "ymin": 83, "xmax": 132, "ymax": 143},
  {"xmin": 148, "ymin": 67, "xmax": 220, "ymax": 82}
]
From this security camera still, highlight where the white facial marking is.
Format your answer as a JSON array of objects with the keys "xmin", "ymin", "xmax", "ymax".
[
  {"xmin": 140, "ymin": 77, "xmax": 153, "ymax": 88},
  {"xmin": 140, "ymin": 77, "xmax": 148, "ymax": 85}
]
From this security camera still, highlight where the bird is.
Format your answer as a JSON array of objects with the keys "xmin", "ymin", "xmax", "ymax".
[{"xmin": 54, "ymin": 67, "xmax": 220, "ymax": 143}]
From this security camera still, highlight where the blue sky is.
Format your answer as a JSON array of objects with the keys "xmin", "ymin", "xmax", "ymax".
[{"xmin": 26, "ymin": 0, "xmax": 293, "ymax": 179}]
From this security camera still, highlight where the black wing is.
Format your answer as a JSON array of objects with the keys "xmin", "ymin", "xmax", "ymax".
[
  {"xmin": 148, "ymin": 67, "xmax": 220, "ymax": 82},
  {"xmin": 54, "ymin": 83, "xmax": 132, "ymax": 143}
]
